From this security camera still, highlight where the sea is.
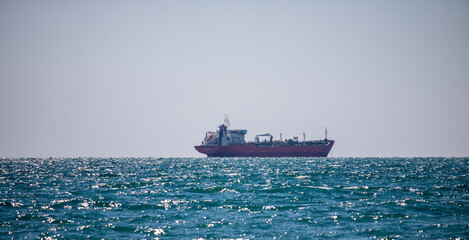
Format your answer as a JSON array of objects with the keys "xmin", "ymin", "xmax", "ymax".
[{"xmin": 0, "ymin": 157, "xmax": 467, "ymax": 239}]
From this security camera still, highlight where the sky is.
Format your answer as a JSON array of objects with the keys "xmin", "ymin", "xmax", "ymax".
[{"xmin": 1, "ymin": 1, "xmax": 468, "ymax": 158}]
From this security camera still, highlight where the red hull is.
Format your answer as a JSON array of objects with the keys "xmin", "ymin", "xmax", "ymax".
[{"xmin": 195, "ymin": 141, "xmax": 334, "ymax": 157}]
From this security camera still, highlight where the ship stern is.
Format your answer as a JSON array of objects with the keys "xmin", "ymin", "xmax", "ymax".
[{"xmin": 194, "ymin": 145, "xmax": 220, "ymax": 156}]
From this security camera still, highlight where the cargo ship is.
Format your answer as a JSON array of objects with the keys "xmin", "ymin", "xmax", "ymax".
[{"xmin": 194, "ymin": 119, "xmax": 334, "ymax": 157}]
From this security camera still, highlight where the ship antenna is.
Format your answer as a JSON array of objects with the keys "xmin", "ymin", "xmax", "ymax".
[{"xmin": 224, "ymin": 114, "xmax": 230, "ymax": 129}]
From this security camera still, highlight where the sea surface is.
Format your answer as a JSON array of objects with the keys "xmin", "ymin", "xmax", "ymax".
[{"xmin": 0, "ymin": 157, "xmax": 468, "ymax": 239}]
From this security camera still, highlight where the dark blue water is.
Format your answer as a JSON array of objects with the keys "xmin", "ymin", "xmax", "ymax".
[{"xmin": 1, "ymin": 157, "xmax": 468, "ymax": 239}]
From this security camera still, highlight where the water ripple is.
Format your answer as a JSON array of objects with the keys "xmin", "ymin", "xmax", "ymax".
[{"xmin": 0, "ymin": 157, "xmax": 468, "ymax": 239}]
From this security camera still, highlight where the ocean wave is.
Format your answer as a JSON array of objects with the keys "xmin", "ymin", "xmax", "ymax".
[{"xmin": 0, "ymin": 157, "xmax": 467, "ymax": 239}]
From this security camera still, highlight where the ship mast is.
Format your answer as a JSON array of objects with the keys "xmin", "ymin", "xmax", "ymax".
[
  {"xmin": 224, "ymin": 114, "xmax": 230, "ymax": 129},
  {"xmin": 325, "ymin": 127, "xmax": 328, "ymax": 140}
]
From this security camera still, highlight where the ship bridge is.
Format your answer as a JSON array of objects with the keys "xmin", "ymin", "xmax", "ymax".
[{"xmin": 201, "ymin": 124, "xmax": 247, "ymax": 146}]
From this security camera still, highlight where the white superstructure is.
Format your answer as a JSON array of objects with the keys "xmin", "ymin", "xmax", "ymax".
[{"xmin": 201, "ymin": 124, "xmax": 247, "ymax": 146}]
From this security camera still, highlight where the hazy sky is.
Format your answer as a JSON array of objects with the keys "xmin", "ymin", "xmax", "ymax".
[{"xmin": 1, "ymin": 1, "xmax": 468, "ymax": 157}]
